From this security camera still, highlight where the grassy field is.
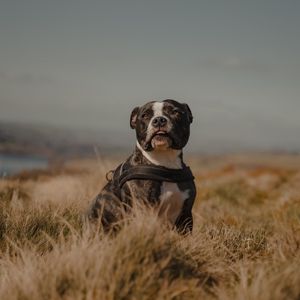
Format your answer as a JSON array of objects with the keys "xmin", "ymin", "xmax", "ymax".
[{"xmin": 0, "ymin": 153, "xmax": 300, "ymax": 300}]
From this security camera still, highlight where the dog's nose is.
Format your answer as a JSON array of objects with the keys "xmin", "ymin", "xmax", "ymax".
[{"xmin": 152, "ymin": 116, "xmax": 167, "ymax": 128}]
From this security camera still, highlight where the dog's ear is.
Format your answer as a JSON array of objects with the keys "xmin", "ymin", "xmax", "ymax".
[
  {"xmin": 184, "ymin": 103, "xmax": 193, "ymax": 124},
  {"xmin": 130, "ymin": 106, "xmax": 140, "ymax": 129}
]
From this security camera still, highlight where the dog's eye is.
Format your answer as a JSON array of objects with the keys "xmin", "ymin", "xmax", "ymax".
[
  {"xmin": 141, "ymin": 112, "xmax": 149, "ymax": 119},
  {"xmin": 172, "ymin": 108, "xmax": 184, "ymax": 116}
]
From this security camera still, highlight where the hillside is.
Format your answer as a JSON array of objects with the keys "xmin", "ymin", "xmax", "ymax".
[{"xmin": 0, "ymin": 154, "xmax": 300, "ymax": 299}]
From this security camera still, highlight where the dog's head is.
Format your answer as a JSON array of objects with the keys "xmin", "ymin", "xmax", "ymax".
[{"xmin": 130, "ymin": 99, "xmax": 193, "ymax": 151}]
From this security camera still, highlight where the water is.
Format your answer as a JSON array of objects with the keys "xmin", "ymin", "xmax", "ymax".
[{"xmin": 0, "ymin": 153, "xmax": 48, "ymax": 177}]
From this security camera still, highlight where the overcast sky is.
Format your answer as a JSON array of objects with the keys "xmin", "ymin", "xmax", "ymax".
[{"xmin": 0, "ymin": 0, "xmax": 299, "ymax": 152}]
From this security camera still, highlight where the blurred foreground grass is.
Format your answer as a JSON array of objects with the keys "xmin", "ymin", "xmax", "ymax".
[{"xmin": 0, "ymin": 153, "xmax": 300, "ymax": 300}]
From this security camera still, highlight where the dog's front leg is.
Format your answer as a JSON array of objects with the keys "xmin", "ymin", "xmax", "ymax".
[{"xmin": 174, "ymin": 197, "xmax": 194, "ymax": 235}]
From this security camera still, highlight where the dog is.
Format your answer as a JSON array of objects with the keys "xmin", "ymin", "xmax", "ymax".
[{"xmin": 88, "ymin": 99, "xmax": 196, "ymax": 234}]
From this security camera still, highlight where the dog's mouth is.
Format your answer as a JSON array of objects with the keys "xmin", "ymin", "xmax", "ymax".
[
  {"xmin": 151, "ymin": 130, "xmax": 169, "ymax": 140},
  {"xmin": 150, "ymin": 130, "xmax": 172, "ymax": 149}
]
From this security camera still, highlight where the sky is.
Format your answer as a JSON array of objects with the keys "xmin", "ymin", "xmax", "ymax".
[{"xmin": 0, "ymin": 0, "xmax": 299, "ymax": 152}]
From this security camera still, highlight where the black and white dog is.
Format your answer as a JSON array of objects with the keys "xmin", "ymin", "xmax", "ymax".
[{"xmin": 88, "ymin": 99, "xmax": 196, "ymax": 233}]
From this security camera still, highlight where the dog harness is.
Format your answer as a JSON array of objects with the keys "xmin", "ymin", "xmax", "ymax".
[{"xmin": 107, "ymin": 163, "xmax": 194, "ymax": 197}]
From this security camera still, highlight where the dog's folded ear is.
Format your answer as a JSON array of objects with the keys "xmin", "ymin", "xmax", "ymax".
[
  {"xmin": 130, "ymin": 106, "xmax": 140, "ymax": 129},
  {"xmin": 184, "ymin": 103, "xmax": 193, "ymax": 124}
]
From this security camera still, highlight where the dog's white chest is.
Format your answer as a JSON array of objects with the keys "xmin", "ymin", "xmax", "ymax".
[{"xmin": 159, "ymin": 182, "xmax": 189, "ymax": 224}]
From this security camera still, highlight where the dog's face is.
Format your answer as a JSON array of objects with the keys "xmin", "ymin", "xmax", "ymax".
[{"xmin": 130, "ymin": 99, "xmax": 193, "ymax": 151}]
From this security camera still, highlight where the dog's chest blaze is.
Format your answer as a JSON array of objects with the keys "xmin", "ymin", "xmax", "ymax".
[{"xmin": 158, "ymin": 182, "xmax": 189, "ymax": 224}]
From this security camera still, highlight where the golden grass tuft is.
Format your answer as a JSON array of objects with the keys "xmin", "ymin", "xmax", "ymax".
[{"xmin": 0, "ymin": 154, "xmax": 300, "ymax": 299}]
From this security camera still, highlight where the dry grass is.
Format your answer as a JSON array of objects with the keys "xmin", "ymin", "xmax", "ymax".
[{"xmin": 0, "ymin": 154, "xmax": 300, "ymax": 299}]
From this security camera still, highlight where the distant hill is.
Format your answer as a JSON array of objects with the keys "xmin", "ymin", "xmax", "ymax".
[{"xmin": 0, "ymin": 121, "xmax": 133, "ymax": 159}]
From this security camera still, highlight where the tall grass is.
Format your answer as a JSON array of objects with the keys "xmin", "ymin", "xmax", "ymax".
[{"xmin": 0, "ymin": 155, "xmax": 300, "ymax": 299}]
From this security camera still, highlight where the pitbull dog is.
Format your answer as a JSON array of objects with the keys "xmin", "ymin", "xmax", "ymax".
[{"xmin": 88, "ymin": 99, "xmax": 196, "ymax": 233}]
